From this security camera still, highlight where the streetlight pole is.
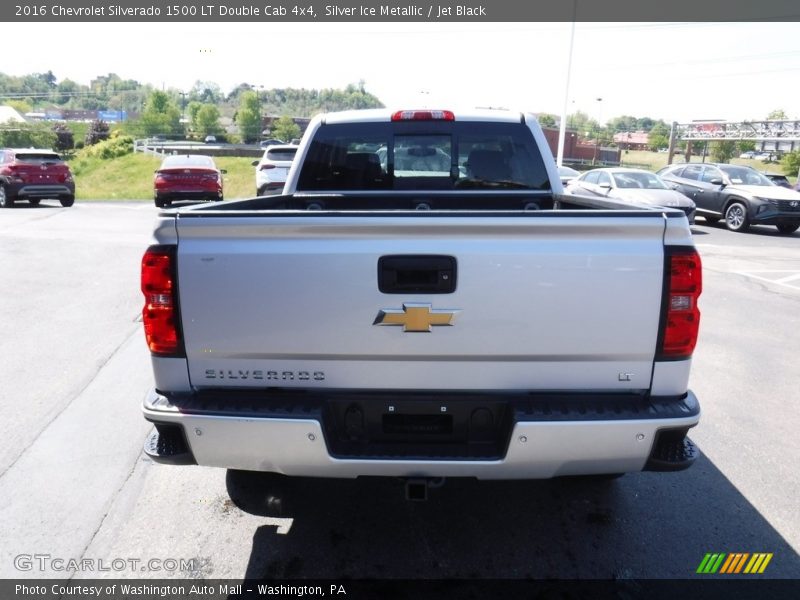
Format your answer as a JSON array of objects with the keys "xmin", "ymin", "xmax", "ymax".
[
  {"xmin": 258, "ymin": 85, "xmax": 265, "ymax": 142},
  {"xmin": 178, "ymin": 91, "xmax": 188, "ymax": 138},
  {"xmin": 593, "ymin": 97, "xmax": 603, "ymax": 165},
  {"xmin": 556, "ymin": 4, "xmax": 577, "ymax": 168}
]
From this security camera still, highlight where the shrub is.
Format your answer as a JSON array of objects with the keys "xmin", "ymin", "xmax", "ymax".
[
  {"xmin": 52, "ymin": 123, "xmax": 74, "ymax": 151},
  {"xmin": 85, "ymin": 120, "xmax": 110, "ymax": 146},
  {"xmin": 81, "ymin": 135, "xmax": 134, "ymax": 160},
  {"xmin": 0, "ymin": 123, "xmax": 57, "ymax": 149},
  {"xmin": 781, "ymin": 151, "xmax": 800, "ymax": 177}
]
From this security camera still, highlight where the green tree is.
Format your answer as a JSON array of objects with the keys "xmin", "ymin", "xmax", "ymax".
[
  {"xmin": 537, "ymin": 113, "xmax": 557, "ymax": 128},
  {"xmin": 607, "ymin": 115, "xmax": 638, "ymax": 135},
  {"xmin": 39, "ymin": 70, "xmax": 57, "ymax": 88},
  {"xmin": 767, "ymin": 109, "xmax": 788, "ymax": 120},
  {"xmin": 195, "ymin": 104, "xmax": 221, "ymax": 136},
  {"xmin": 190, "ymin": 80, "xmax": 223, "ymax": 104},
  {"xmin": 55, "ymin": 79, "xmax": 80, "ymax": 104},
  {"xmin": 236, "ymin": 90, "xmax": 262, "ymax": 143},
  {"xmin": 146, "ymin": 90, "xmax": 172, "ymax": 114},
  {"xmin": 567, "ymin": 111, "xmax": 600, "ymax": 140},
  {"xmin": 226, "ymin": 82, "xmax": 255, "ymax": 103},
  {"xmin": 648, "ymin": 123, "xmax": 670, "ymax": 150},
  {"xmin": 636, "ymin": 117, "xmax": 658, "ymax": 131},
  {"xmin": 139, "ymin": 90, "xmax": 182, "ymax": 136},
  {"xmin": 186, "ymin": 101, "xmax": 202, "ymax": 133},
  {"xmin": 710, "ymin": 141, "xmax": 737, "ymax": 163},
  {"xmin": 271, "ymin": 115, "xmax": 301, "ymax": 142}
]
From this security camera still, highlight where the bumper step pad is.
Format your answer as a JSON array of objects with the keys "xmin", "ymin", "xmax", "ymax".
[
  {"xmin": 644, "ymin": 433, "xmax": 698, "ymax": 471},
  {"xmin": 144, "ymin": 424, "xmax": 196, "ymax": 466}
]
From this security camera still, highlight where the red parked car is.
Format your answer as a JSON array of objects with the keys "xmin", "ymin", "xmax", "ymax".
[
  {"xmin": 0, "ymin": 148, "xmax": 75, "ymax": 208},
  {"xmin": 153, "ymin": 154, "xmax": 225, "ymax": 208}
]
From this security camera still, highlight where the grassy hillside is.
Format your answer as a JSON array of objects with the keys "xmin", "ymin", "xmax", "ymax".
[
  {"xmin": 67, "ymin": 149, "xmax": 795, "ymax": 200},
  {"xmin": 69, "ymin": 152, "xmax": 259, "ymax": 201}
]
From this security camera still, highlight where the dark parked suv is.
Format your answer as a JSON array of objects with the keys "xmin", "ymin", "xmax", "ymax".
[
  {"xmin": 0, "ymin": 148, "xmax": 75, "ymax": 208},
  {"xmin": 657, "ymin": 162, "xmax": 800, "ymax": 234}
]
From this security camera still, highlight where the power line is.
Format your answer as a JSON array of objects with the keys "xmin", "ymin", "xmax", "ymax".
[{"xmin": 0, "ymin": 90, "xmax": 143, "ymax": 99}]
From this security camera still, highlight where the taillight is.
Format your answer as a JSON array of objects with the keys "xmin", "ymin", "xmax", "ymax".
[
  {"xmin": 658, "ymin": 247, "xmax": 702, "ymax": 360},
  {"xmin": 141, "ymin": 246, "xmax": 182, "ymax": 355},
  {"xmin": 391, "ymin": 110, "xmax": 455, "ymax": 121},
  {"xmin": 6, "ymin": 165, "xmax": 23, "ymax": 183}
]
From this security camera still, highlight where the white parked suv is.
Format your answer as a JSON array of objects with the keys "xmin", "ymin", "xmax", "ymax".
[{"xmin": 252, "ymin": 144, "xmax": 298, "ymax": 195}]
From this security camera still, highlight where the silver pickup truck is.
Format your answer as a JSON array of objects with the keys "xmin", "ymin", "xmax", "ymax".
[{"xmin": 141, "ymin": 108, "xmax": 702, "ymax": 492}]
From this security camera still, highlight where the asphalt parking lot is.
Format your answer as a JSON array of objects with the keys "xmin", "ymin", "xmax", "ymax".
[{"xmin": 0, "ymin": 201, "xmax": 798, "ymax": 583}]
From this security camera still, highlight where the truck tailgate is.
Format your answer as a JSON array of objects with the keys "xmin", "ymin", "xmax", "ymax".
[{"xmin": 174, "ymin": 212, "xmax": 666, "ymax": 392}]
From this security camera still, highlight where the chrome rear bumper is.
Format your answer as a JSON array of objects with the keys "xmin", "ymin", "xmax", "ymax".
[{"xmin": 143, "ymin": 388, "xmax": 700, "ymax": 479}]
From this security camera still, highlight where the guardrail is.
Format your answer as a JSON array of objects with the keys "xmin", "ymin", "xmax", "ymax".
[
  {"xmin": 133, "ymin": 139, "xmax": 174, "ymax": 157},
  {"xmin": 134, "ymin": 139, "xmax": 263, "ymax": 158}
]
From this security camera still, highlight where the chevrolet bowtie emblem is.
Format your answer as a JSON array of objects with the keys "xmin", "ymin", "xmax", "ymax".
[{"xmin": 373, "ymin": 303, "xmax": 460, "ymax": 332}]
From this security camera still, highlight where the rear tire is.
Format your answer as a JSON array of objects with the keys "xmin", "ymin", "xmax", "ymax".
[
  {"xmin": 59, "ymin": 195, "xmax": 74, "ymax": 207},
  {"xmin": 724, "ymin": 201, "xmax": 749, "ymax": 232},
  {"xmin": 29, "ymin": 199, "xmax": 41, "ymax": 206},
  {"xmin": 776, "ymin": 224, "xmax": 799, "ymax": 234},
  {"xmin": 154, "ymin": 197, "xmax": 166, "ymax": 208},
  {"xmin": 225, "ymin": 470, "xmax": 295, "ymax": 516},
  {"xmin": 0, "ymin": 185, "xmax": 14, "ymax": 208}
]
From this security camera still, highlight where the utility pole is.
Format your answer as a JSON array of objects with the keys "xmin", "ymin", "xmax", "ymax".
[
  {"xmin": 667, "ymin": 121, "xmax": 676, "ymax": 165},
  {"xmin": 258, "ymin": 85, "xmax": 265, "ymax": 141}
]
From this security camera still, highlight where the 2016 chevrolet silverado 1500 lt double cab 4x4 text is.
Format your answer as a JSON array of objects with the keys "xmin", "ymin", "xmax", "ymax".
[{"xmin": 140, "ymin": 108, "xmax": 702, "ymax": 493}]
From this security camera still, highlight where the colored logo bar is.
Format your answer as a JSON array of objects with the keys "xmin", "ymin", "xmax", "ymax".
[{"xmin": 696, "ymin": 553, "xmax": 773, "ymax": 574}]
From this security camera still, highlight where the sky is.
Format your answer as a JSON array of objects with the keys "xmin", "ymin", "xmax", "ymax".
[{"xmin": 4, "ymin": 21, "xmax": 800, "ymax": 125}]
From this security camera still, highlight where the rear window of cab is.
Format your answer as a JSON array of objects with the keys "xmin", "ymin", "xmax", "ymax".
[{"xmin": 297, "ymin": 121, "xmax": 550, "ymax": 191}]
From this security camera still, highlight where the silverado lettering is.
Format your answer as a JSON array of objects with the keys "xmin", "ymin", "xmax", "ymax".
[{"xmin": 204, "ymin": 369, "xmax": 325, "ymax": 381}]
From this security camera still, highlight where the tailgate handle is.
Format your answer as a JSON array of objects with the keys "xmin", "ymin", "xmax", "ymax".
[{"xmin": 378, "ymin": 255, "xmax": 457, "ymax": 294}]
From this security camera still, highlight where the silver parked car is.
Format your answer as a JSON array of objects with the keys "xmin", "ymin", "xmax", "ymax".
[
  {"xmin": 566, "ymin": 167, "xmax": 696, "ymax": 224},
  {"xmin": 557, "ymin": 165, "xmax": 580, "ymax": 187}
]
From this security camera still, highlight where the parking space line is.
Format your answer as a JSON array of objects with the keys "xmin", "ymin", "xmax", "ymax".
[
  {"xmin": 734, "ymin": 270, "xmax": 800, "ymax": 291},
  {"xmin": 775, "ymin": 273, "xmax": 800, "ymax": 284}
]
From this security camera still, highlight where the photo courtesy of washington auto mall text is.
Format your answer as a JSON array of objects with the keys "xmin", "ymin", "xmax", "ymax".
[{"xmin": 14, "ymin": 583, "xmax": 349, "ymax": 598}]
